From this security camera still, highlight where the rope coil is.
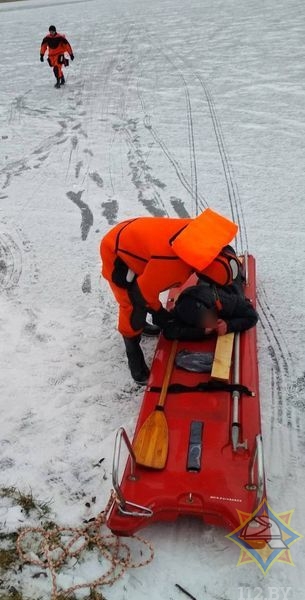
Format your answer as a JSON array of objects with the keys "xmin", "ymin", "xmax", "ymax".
[{"xmin": 17, "ymin": 491, "xmax": 154, "ymax": 599}]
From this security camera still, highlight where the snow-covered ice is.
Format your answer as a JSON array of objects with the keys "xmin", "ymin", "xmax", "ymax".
[{"xmin": 1, "ymin": 0, "xmax": 305, "ymax": 598}]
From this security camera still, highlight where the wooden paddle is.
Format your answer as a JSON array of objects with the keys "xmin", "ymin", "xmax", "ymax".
[{"xmin": 133, "ymin": 340, "xmax": 178, "ymax": 469}]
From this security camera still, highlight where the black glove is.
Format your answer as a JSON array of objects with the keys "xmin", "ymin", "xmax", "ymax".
[
  {"xmin": 40, "ymin": 54, "xmax": 44, "ymax": 62},
  {"xmin": 70, "ymin": 54, "xmax": 74, "ymax": 61},
  {"xmin": 151, "ymin": 307, "xmax": 172, "ymax": 329}
]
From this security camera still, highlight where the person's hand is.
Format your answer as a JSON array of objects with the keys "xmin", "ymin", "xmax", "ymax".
[
  {"xmin": 151, "ymin": 307, "xmax": 172, "ymax": 329},
  {"xmin": 216, "ymin": 319, "xmax": 228, "ymax": 336},
  {"xmin": 40, "ymin": 54, "xmax": 44, "ymax": 62},
  {"xmin": 70, "ymin": 54, "xmax": 74, "ymax": 61}
]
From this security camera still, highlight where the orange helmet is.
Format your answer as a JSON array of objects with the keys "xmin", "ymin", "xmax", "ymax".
[{"xmin": 198, "ymin": 246, "xmax": 240, "ymax": 286}]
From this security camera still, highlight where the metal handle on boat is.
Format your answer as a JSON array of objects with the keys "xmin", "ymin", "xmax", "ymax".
[
  {"xmin": 247, "ymin": 434, "xmax": 265, "ymax": 506},
  {"xmin": 231, "ymin": 333, "xmax": 247, "ymax": 451},
  {"xmin": 243, "ymin": 251, "xmax": 249, "ymax": 286},
  {"xmin": 112, "ymin": 427, "xmax": 153, "ymax": 518},
  {"xmin": 112, "ymin": 427, "xmax": 136, "ymax": 506}
]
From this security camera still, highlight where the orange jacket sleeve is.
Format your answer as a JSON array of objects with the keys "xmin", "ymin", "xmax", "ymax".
[
  {"xmin": 134, "ymin": 258, "xmax": 192, "ymax": 311},
  {"xmin": 63, "ymin": 38, "xmax": 73, "ymax": 56},
  {"xmin": 40, "ymin": 38, "xmax": 48, "ymax": 56}
]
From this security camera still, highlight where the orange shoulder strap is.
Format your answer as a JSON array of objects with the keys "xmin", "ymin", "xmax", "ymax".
[{"xmin": 171, "ymin": 208, "xmax": 238, "ymax": 271}]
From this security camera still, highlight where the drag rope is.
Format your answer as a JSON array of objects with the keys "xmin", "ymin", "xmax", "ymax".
[{"xmin": 17, "ymin": 491, "xmax": 154, "ymax": 599}]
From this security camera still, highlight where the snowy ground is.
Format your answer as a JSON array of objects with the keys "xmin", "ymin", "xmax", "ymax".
[{"xmin": 1, "ymin": 0, "xmax": 305, "ymax": 598}]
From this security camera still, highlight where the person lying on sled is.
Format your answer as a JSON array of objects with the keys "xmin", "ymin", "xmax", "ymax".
[
  {"xmin": 163, "ymin": 247, "xmax": 258, "ymax": 341},
  {"xmin": 100, "ymin": 209, "xmax": 240, "ymax": 385}
]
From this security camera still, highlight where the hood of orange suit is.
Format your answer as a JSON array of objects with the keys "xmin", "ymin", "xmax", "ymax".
[{"xmin": 171, "ymin": 208, "xmax": 238, "ymax": 271}]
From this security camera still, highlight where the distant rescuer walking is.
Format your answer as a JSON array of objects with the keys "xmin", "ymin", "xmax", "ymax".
[
  {"xmin": 40, "ymin": 25, "xmax": 74, "ymax": 88},
  {"xmin": 100, "ymin": 208, "xmax": 240, "ymax": 385}
]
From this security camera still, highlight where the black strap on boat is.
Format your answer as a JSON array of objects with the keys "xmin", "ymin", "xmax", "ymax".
[{"xmin": 148, "ymin": 381, "xmax": 255, "ymax": 396}]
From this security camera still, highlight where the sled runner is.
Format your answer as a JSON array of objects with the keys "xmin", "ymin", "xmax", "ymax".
[{"xmin": 107, "ymin": 254, "xmax": 266, "ymax": 536}]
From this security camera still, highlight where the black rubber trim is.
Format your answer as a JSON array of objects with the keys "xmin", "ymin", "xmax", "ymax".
[
  {"xmin": 169, "ymin": 224, "xmax": 188, "ymax": 246},
  {"xmin": 119, "ymin": 249, "xmax": 148, "ymax": 262},
  {"xmin": 148, "ymin": 381, "xmax": 254, "ymax": 396},
  {"xmin": 150, "ymin": 255, "xmax": 179, "ymax": 260},
  {"xmin": 114, "ymin": 219, "xmax": 138, "ymax": 253}
]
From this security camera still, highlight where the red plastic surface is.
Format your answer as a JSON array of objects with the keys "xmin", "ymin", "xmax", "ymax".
[{"xmin": 107, "ymin": 255, "xmax": 265, "ymax": 536}]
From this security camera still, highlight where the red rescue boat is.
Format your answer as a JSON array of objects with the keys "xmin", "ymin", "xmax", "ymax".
[{"xmin": 107, "ymin": 254, "xmax": 266, "ymax": 536}]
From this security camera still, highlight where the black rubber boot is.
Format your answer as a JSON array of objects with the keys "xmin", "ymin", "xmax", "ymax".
[
  {"xmin": 60, "ymin": 76, "xmax": 65, "ymax": 85},
  {"xmin": 142, "ymin": 322, "xmax": 160, "ymax": 337},
  {"xmin": 123, "ymin": 335, "xmax": 150, "ymax": 385},
  {"xmin": 53, "ymin": 66, "xmax": 61, "ymax": 88}
]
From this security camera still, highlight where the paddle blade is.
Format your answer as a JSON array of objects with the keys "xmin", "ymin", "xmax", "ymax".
[{"xmin": 133, "ymin": 409, "xmax": 169, "ymax": 469}]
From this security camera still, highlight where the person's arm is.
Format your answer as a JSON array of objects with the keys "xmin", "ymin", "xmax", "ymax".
[
  {"xmin": 225, "ymin": 299, "xmax": 258, "ymax": 333},
  {"xmin": 163, "ymin": 322, "xmax": 207, "ymax": 341},
  {"xmin": 64, "ymin": 39, "xmax": 74, "ymax": 59},
  {"xmin": 129, "ymin": 258, "xmax": 190, "ymax": 312},
  {"xmin": 40, "ymin": 38, "xmax": 48, "ymax": 60},
  {"xmin": 126, "ymin": 261, "xmax": 168, "ymax": 328}
]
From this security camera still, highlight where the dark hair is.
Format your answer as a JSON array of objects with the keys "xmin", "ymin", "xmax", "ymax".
[
  {"xmin": 174, "ymin": 291, "xmax": 217, "ymax": 328},
  {"xmin": 49, "ymin": 25, "xmax": 56, "ymax": 32}
]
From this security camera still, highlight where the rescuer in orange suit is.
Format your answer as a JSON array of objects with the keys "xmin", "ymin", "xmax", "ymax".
[
  {"xmin": 100, "ymin": 208, "xmax": 240, "ymax": 384},
  {"xmin": 40, "ymin": 25, "xmax": 74, "ymax": 88}
]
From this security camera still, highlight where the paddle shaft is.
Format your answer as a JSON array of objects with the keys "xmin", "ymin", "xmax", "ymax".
[{"xmin": 157, "ymin": 340, "xmax": 178, "ymax": 409}]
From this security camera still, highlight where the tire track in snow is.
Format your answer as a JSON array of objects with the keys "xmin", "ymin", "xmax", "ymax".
[
  {"xmin": 258, "ymin": 282, "xmax": 293, "ymax": 366},
  {"xmin": 150, "ymin": 40, "xmax": 247, "ymax": 249},
  {"xmin": 96, "ymin": 25, "xmax": 168, "ymax": 217},
  {"xmin": 132, "ymin": 39, "xmax": 197, "ymax": 218},
  {"xmin": 195, "ymin": 76, "xmax": 248, "ymax": 253},
  {"xmin": 153, "ymin": 47, "xmax": 202, "ymax": 216},
  {"xmin": 286, "ymin": 373, "xmax": 305, "ymax": 449},
  {"xmin": 139, "ymin": 36, "xmax": 209, "ymax": 216},
  {"xmin": 257, "ymin": 296, "xmax": 290, "ymax": 377},
  {"xmin": 110, "ymin": 30, "xmax": 169, "ymax": 218},
  {"xmin": 113, "ymin": 117, "xmax": 168, "ymax": 217},
  {"xmin": 140, "ymin": 108, "xmax": 207, "ymax": 211},
  {"xmin": 257, "ymin": 288, "xmax": 304, "ymax": 456},
  {"xmin": 96, "ymin": 27, "xmax": 136, "ymax": 197},
  {"xmin": 259, "ymin": 316, "xmax": 285, "ymax": 425}
]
